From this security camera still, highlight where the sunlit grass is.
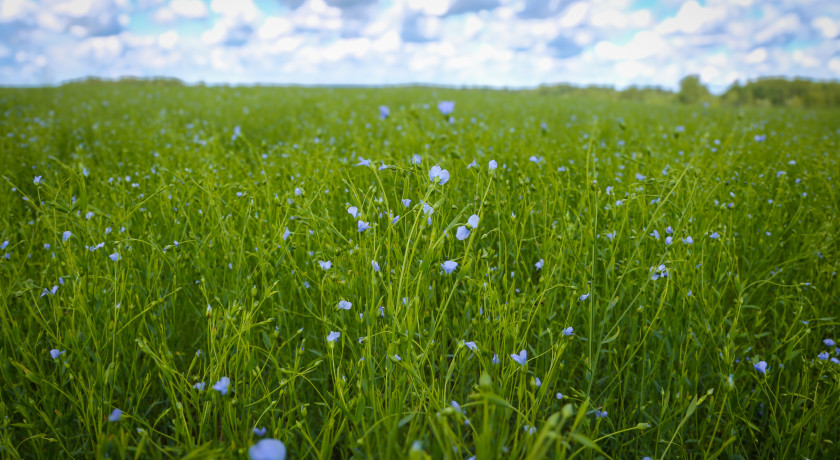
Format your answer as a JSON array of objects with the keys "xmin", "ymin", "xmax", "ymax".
[{"xmin": 1, "ymin": 85, "xmax": 838, "ymax": 459}]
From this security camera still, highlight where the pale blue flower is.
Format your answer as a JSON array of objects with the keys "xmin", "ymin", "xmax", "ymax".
[
  {"xmin": 34, "ymin": 176, "xmax": 42, "ymax": 185},
  {"xmin": 529, "ymin": 155, "xmax": 543, "ymax": 163},
  {"xmin": 327, "ymin": 331, "xmax": 340, "ymax": 342},
  {"xmin": 535, "ymin": 259, "xmax": 544, "ymax": 270},
  {"xmin": 1, "ymin": 240, "xmax": 7, "ymax": 250},
  {"xmin": 683, "ymin": 236, "xmax": 694, "ymax": 244},
  {"xmin": 193, "ymin": 382, "xmax": 205, "ymax": 391},
  {"xmin": 319, "ymin": 260, "xmax": 331, "ymax": 270},
  {"xmin": 510, "ymin": 349, "xmax": 527, "ymax": 366},
  {"xmin": 556, "ymin": 392, "xmax": 563, "ymax": 400},
  {"xmin": 467, "ymin": 160, "xmax": 477, "ymax": 169},
  {"xmin": 524, "ymin": 425, "xmax": 536, "ymax": 435},
  {"xmin": 818, "ymin": 351, "xmax": 829, "ymax": 360},
  {"xmin": 465, "ymin": 341, "xmax": 477, "ymax": 351},
  {"xmin": 429, "ymin": 165, "xmax": 450, "ymax": 185},
  {"xmin": 422, "ymin": 202, "xmax": 434, "ymax": 215},
  {"xmin": 401, "ymin": 198, "xmax": 411, "ymax": 208},
  {"xmin": 594, "ymin": 409, "xmax": 608, "ymax": 418},
  {"xmin": 666, "ymin": 226, "xmax": 674, "ymax": 234},
  {"xmin": 283, "ymin": 228, "xmax": 291, "ymax": 241},
  {"xmin": 213, "ymin": 376, "xmax": 231, "ymax": 395},
  {"xmin": 109, "ymin": 252, "xmax": 120, "ymax": 261},
  {"xmin": 62, "ymin": 231, "xmax": 72, "ymax": 241},
  {"xmin": 492, "ymin": 354, "xmax": 499, "ymax": 364},
  {"xmin": 372, "ymin": 260, "xmax": 380, "ymax": 271},
  {"xmin": 441, "ymin": 260, "xmax": 458, "ymax": 274},
  {"xmin": 232, "ymin": 125, "xmax": 241, "ymax": 141},
  {"xmin": 253, "ymin": 427, "xmax": 267, "ymax": 437},
  {"xmin": 456, "ymin": 226, "xmax": 470, "ymax": 241},
  {"xmin": 41, "ymin": 285, "xmax": 58, "ymax": 297},
  {"xmin": 635, "ymin": 173, "xmax": 646, "ymax": 181},
  {"xmin": 579, "ymin": 293, "xmax": 590, "ymax": 301},
  {"xmin": 294, "ymin": 187, "xmax": 303, "ymax": 196},
  {"xmin": 606, "ymin": 230, "xmax": 616, "ymax": 241},
  {"xmin": 248, "ymin": 438, "xmax": 287, "ymax": 460},
  {"xmin": 394, "ymin": 354, "xmax": 401, "ymax": 361},
  {"xmin": 562, "ymin": 327, "xmax": 574, "ymax": 336},
  {"xmin": 108, "ymin": 408, "xmax": 122, "ymax": 422},
  {"xmin": 379, "ymin": 105, "xmax": 389, "ymax": 120},
  {"xmin": 337, "ymin": 300, "xmax": 352, "ymax": 310},
  {"xmin": 438, "ymin": 100, "xmax": 455, "ymax": 116},
  {"xmin": 753, "ymin": 361, "xmax": 768, "ymax": 374},
  {"xmin": 49, "ymin": 349, "xmax": 65, "ymax": 359},
  {"xmin": 665, "ymin": 236, "xmax": 673, "ymax": 245},
  {"xmin": 650, "ymin": 229, "xmax": 660, "ymax": 240},
  {"xmin": 356, "ymin": 157, "xmax": 371, "ymax": 166},
  {"xmin": 824, "ymin": 339, "xmax": 836, "ymax": 347},
  {"xmin": 488, "ymin": 160, "xmax": 497, "ymax": 171},
  {"xmin": 412, "ymin": 154, "xmax": 421, "ymax": 165},
  {"xmin": 358, "ymin": 220, "xmax": 370, "ymax": 232},
  {"xmin": 606, "ymin": 186, "xmax": 613, "ymax": 195},
  {"xmin": 391, "ymin": 215, "xmax": 400, "ymax": 224},
  {"xmin": 467, "ymin": 214, "xmax": 479, "ymax": 228},
  {"xmin": 347, "ymin": 206, "xmax": 359, "ymax": 218},
  {"xmin": 710, "ymin": 232, "xmax": 720, "ymax": 239}
]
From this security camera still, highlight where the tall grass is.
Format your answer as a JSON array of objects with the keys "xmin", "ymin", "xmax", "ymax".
[{"xmin": 1, "ymin": 85, "xmax": 838, "ymax": 459}]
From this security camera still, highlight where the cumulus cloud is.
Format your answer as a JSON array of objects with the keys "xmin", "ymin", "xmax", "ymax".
[{"xmin": 0, "ymin": 0, "xmax": 838, "ymax": 90}]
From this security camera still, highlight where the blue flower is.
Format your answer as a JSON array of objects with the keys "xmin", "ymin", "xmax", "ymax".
[
  {"xmin": 108, "ymin": 408, "xmax": 122, "ymax": 422},
  {"xmin": 606, "ymin": 230, "xmax": 616, "ymax": 241},
  {"xmin": 327, "ymin": 331, "xmax": 341, "ymax": 342},
  {"xmin": 562, "ymin": 327, "xmax": 574, "ymax": 336},
  {"xmin": 467, "ymin": 214, "xmax": 479, "ymax": 228},
  {"xmin": 437, "ymin": 100, "xmax": 455, "ymax": 116},
  {"xmin": 193, "ymin": 382, "xmax": 206, "ymax": 391},
  {"xmin": 456, "ymin": 226, "xmax": 470, "ymax": 241},
  {"xmin": 401, "ymin": 199, "xmax": 411, "ymax": 208},
  {"xmin": 510, "ymin": 349, "xmax": 527, "ymax": 366},
  {"xmin": 253, "ymin": 427, "xmax": 267, "ymax": 437},
  {"xmin": 594, "ymin": 409, "xmax": 608, "ymax": 418},
  {"xmin": 665, "ymin": 236, "xmax": 673, "ymax": 245},
  {"xmin": 337, "ymin": 300, "xmax": 352, "ymax": 310},
  {"xmin": 428, "ymin": 165, "xmax": 450, "ymax": 185},
  {"xmin": 372, "ymin": 260, "xmax": 380, "ymax": 272},
  {"xmin": 49, "ymin": 349, "xmax": 65, "ymax": 359},
  {"xmin": 379, "ymin": 105, "xmax": 389, "ymax": 120},
  {"xmin": 464, "ymin": 341, "xmax": 477, "ymax": 351},
  {"xmin": 34, "ymin": 176, "xmax": 42, "ymax": 185},
  {"xmin": 356, "ymin": 157, "xmax": 371, "ymax": 167},
  {"xmin": 0, "ymin": 241, "xmax": 7, "ymax": 250},
  {"xmin": 556, "ymin": 392, "xmax": 564, "ymax": 400},
  {"xmin": 754, "ymin": 134, "xmax": 766, "ymax": 142},
  {"xmin": 62, "ymin": 231, "xmax": 72, "ymax": 242},
  {"xmin": 358, "ymin": 220, "xmax": 370, "ymax": 232},
  {"xmin": 488, "ymin": 160, "xmax": 497, "ymax": 171},
  {"xmin": 709, "ymin": 232, "xmax": 720, "ymax": 239},
  {"xmin": 282, "ymin": 228, "xmax": 291, "ymax": 241},
  {"xmin": 319, "ymin": 260, "xmax": 331, "ymax": 270},
  {"xmin": 213, "ymin": 376, "xmax": 231, "ymax": 395},
  {"xmin": 824, "ymin": 339, "xmax": 836, "ymax": 347},
  {"xmin": 441, "ymin": 260, "xmax": 458, "ymax": 274},
  {"xmin": 347, "ymin": 206, "xmax": 359, "ymax": 218},
  {"xmin": 394, "ymin": 354, "xmax": 401, "ymax": 361},
  {"xmin": 753, "ymin": 361, "xmax": 768, "ymax": 374},
  {"xmin": 109, "ymin": 252, "xmax": 120, "ymax": 261},
  {"xmin": 232, "ymin": 125, "xmax": 241, "ymax": 141},
  {"xmin": 635, "ymin": 173, "xmax": 646, "ymax": 181},
  {"xmin": 412, "ymin": 154, "xmax": 421, "ymax": 165},
  {"xmin": 818, "ymin": 351, "xmax": 829, "ymax": 360},
  {"xmin": 248, "ymin": 438, "xmax": 287, "ymax": 460},
  {"xmin": 535, "ymin": 259, "xmax": 544, "ymax": 270},
  {"xmin": 492, "ymin": 354, "xmax": 499, "ymax": 364},
  {"xmin": 683, "ymin": 236, "xmax": 694, "ymax": 244},
  {"xmin": 467, "ymin": 160, "xmax": 477, "ymax": 169},
  {"xmin": 650, "ymin": 229, "xmax": 660, "ymax": 240},
  {"xmin": 579, "ymin": 293, "xmax": 590, "ymax": 301}
]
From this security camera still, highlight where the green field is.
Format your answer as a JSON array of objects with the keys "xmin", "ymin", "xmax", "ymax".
[{"xmin": 1, "ymin": 85, "xmax": 839, "ymax": 459}]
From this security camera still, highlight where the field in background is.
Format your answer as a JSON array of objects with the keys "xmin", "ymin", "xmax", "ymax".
[{"xmin": 1, "ymin": 85, "xmax": 838, "ymax": 459}]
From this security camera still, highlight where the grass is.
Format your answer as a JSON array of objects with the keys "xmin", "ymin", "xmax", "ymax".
[{"xmin": 1, "ymin": 84, "xmax": 839, "ymax": 459}]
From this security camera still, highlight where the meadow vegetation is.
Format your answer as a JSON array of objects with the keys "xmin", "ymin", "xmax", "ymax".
[{"xmin": 1, "ymin": 84, "xmax": 839, "ymax": 459}]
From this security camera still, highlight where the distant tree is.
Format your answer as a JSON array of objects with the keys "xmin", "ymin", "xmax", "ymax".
[{"xmin": 677, "ymin": 75, "xmax": 711, "ymax": 104}]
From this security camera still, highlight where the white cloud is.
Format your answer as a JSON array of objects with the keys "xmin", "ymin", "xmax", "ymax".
[
  {"xmin": 812, "ymin": 16, "xmax": 838, "ymax": 39},
  {"xmin": 170, "ymin": 0, "xmax": 207, "ymax": 19},
  {"xmin": 595, "ymin": 31, "xmax": 665, "ymax": 61},
  {"xmin": 656, "ymin": 1, "xmax": 726, "ymax": 35},
  {"xmin": 745, "ymin": 47, "xmax": 767, "ymax": 64}
]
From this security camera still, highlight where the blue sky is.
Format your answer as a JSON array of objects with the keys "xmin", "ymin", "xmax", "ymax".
[{"xmin": 1, "ymin": 0, "xmax": 839, "ymax": 92}]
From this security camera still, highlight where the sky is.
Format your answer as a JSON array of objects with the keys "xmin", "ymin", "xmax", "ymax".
[{"xmin": 1, "ymin": 0, "xmax": 839, "ymax": 93}]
